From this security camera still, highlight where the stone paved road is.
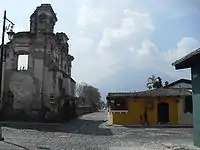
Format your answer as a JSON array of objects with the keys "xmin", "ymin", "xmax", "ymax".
[{"xmin": 0, "ymin": 111, "xmax": 199, "ymax": 150}]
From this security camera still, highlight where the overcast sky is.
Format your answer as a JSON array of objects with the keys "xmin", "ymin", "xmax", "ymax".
[{"xmin": 1, "ymin": 0, "xmax": 200, "ymax": 100}]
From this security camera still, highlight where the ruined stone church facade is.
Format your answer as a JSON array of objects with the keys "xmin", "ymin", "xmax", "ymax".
[{"xmin": 3, "ymin": 4, "xmax": 76, "ymax": 121}]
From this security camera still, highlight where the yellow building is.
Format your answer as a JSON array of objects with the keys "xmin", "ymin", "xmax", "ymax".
[{"xmin": 106, "ymin": 88, "xmax": 192, "ymax": 125}]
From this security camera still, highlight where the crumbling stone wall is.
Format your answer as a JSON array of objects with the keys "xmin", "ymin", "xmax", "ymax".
[
  {"xmin": 9, "ymin": 72, "xmax": 34, "ymax": 115},
  {"xmin": 2, "ymin": 4, "xmax": 76, "ymax": 122}
]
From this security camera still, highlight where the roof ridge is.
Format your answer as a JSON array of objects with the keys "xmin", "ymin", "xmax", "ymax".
[{"xmin": 107, "ymin": 88, "xmax": 191, "ymax": 98}]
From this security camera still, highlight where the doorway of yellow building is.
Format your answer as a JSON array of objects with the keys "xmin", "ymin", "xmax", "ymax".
[{"xmin": 157, "ymin": 102, "xmax": 169, "ymax": 124}]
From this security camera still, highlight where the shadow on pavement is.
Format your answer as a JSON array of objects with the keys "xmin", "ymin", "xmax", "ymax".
[{"xmin": 1, "ymin": 118, "xmax": 113, "ymax": 136}]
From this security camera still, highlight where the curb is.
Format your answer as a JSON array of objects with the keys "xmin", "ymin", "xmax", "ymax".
[{"xmin": 105, "ymin": 124, "xmax": 193, "ymax": 128}]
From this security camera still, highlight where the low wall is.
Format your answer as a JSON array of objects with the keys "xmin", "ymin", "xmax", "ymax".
[{"xmin": 76, "ymin": 106, "xmax": 92, "ymax": 116}]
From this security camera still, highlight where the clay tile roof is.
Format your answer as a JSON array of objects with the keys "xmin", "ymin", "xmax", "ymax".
[
  {"xmin": 163, "ymin": 78, "xmax": 191, "ymax": 88},
  {"xmin": 107, "ymin": 88, "xmax": 192, "ymax": 99}
]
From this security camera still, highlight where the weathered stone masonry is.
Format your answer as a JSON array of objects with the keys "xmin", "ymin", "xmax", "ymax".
[{"xmin": 2, "ymin": 4, "xmax": 76, "ymax": 121}]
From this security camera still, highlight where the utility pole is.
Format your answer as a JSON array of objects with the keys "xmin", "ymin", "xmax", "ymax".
[
  {"xmin": 0, "ymin": 11, "xmax": 6, "ymax": 141},
  {"xmin": 0, "ymin": 10, "xmax": 15, "ymax": 141}
]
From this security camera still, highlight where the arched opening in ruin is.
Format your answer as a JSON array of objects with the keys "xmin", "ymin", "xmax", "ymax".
[{"xmin": 17, "ymin": 54, "xmax": 29, "ymax": 70}]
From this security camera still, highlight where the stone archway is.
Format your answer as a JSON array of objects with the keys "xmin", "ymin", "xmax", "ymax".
[{"xmin": 62, "ymin": 101, "xmax": 72, "ymax": 121}]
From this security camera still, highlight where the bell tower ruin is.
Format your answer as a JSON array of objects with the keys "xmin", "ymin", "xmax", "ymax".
[{"xmin": 30, "ymin": 4, "xmax": 58, "ymax": 34}]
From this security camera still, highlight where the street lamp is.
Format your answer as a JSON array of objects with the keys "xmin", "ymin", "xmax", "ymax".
[
  {"xmin": 7, "ymin": 26, "xmax": 15, "ymax": 41},
  {"xmin": 0, "ymin": 10, "xmax": 15, "ymax": 141}
]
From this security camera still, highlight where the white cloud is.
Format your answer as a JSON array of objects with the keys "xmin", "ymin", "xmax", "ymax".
[
  {"xmin": 99, "ymin": 9, "xmax": 154, "ymax": 43},
  {"xmin": 122, "ymin": 9, "xmax": 154, "ymax": 33},
  {"xmin": 96, "ymin": 9, "xmax": 155, "ymax": 67},
  {"xmin": 77, "ymin": 4, "xmax": 106, "ymax": 27},
  {"xmin": 165, "ymin": 37, "xmax": 200, "ymax": 62},
  {"xmin": 71, "ymin": 1, "xmax": 199, "ymax": 97}
]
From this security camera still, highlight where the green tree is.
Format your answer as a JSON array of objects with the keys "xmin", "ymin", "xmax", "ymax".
[
  {"xmin": 98, "ymin": 100, "xmax": 106, "ymax": 109},
  {"xmin": 146, "ymin": 75, "xmax": 163, "ymax": 90},
  {"xmin": 164, "ymin": 81, "xmax": 169, "ymax": 86},
  {"xmin": 146, "ymin": 75, "xmax": 157, "ymax": 90},
  {"xmin": 76, "ymin": 82, "xmax": 101, "ymax": 111},
  {"xmin": 154, "ymin": 77, "xmax": 163, "ymax": 88}
]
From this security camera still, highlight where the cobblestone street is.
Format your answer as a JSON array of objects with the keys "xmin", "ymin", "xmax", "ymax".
[{"xmin": 0, "ymin": 111, "xmax": 199, "ymax": 150}]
